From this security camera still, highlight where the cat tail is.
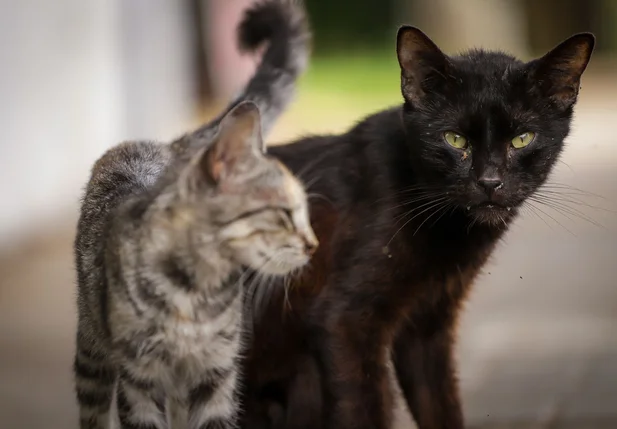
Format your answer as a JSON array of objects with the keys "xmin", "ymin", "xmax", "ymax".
[{"xmin": 227, "ymin": 0, "xmax": 311, "ymax": 136}]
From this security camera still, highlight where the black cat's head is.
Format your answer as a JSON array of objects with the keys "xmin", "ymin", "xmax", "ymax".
[{"xmin": 396, "ymin": 26, "xmax": 594, "ymax": 225}]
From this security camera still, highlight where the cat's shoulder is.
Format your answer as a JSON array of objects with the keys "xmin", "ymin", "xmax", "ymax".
[{"xmin": 90, "ymin": 140, "xmax": 168, "ymax": 180}]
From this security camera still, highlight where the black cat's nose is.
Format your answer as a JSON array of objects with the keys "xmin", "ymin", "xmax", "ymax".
[{"xmin": 478, "ymin": 176, "xmax": 504, "ymax": 193}]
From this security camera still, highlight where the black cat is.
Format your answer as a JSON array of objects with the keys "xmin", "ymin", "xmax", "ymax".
[{"xmin": 239, "ymin": 27, "xmax": 595, "ymax": 429}]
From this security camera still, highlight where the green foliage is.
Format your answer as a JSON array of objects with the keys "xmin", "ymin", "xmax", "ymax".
[{"xmin": 305, "ymin": 0, "xmax": 395, "ymax": 54}]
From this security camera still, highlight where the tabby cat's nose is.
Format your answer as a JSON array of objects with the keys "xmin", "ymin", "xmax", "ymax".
[{"xmin": 303, "ymin": 236, "xmax": 318, "ymax": 255}]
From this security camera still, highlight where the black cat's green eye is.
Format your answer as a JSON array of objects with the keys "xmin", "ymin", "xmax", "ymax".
[
  {"xmin": 444, "ymin": 131, "xmax": 468, "ymax": 149},
  {"xmin": 511, "ymin": 132, "xmax": 536, "ymax": 149}
]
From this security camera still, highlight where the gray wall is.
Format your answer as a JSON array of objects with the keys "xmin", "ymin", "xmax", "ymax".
[{"xmin": 0, "ymin": 0, "xmax": 198, "ymax": 248}]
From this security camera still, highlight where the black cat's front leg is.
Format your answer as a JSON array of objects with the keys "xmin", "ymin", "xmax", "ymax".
[
  {"xmin": 318, "ymin": 324, "xmax": 395, "ymax": 429},
  {"xmin": 392, "ymin": 318, "xmax": 464, "ymax": 429},
  {"xmin": 281, "ymin": 355, "xmax": 323, "ymax": 429}
]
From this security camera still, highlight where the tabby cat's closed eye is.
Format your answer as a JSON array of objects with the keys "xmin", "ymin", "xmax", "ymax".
[{"xmin": 278, "ymin": 208, "xmax": 294, "ymax": 230}]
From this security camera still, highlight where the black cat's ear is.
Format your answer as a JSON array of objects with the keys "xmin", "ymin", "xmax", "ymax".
[
  {"xmin": 396, "ymin": 26, "xmax": 450, "ymax": 103},
  {"xmin": 528, "ymin": 33, "xmax": 595, "ymax": 108},
  {"xmin": 199, "ymin": 101, "xmax": 264, "ymax": 184}
]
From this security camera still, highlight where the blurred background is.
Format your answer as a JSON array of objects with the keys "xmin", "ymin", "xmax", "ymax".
[{"xmin": 1, "ymin": 1, "xmax": 616, "ymax": 428}]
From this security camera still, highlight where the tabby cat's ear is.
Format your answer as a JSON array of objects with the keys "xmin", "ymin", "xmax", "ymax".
[
  {"xmin": 396, "ymin": 26, "xmax": 450, "ymax": 104},
  {"xmin": 200, "ymin": 101, "xmax": 264, "ymax": 184},
  {"xmin": 528, "ymin": 33, "xmax": 595, "ymax": 108}
]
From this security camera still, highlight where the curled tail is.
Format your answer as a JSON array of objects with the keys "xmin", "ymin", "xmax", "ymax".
[
  {"xmin": 194, "ymin": 0, "xmax": 310, "ymax": 141},
  {"xmin": 235, "ymin": 0, "xmax": 311, "ymax": 135},
  {"xmin": 186, "ymin": 0, "xmax": 310, "ymax": 154}
]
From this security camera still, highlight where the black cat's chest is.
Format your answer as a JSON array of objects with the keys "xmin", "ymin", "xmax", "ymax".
[{"xmin": 382, "ymin": 215, "xmax": 502, "ymax": 309}]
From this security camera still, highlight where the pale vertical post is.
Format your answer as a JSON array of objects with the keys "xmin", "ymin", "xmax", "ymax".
[
  {"xmin": 412, "ymin": 0, "xmax": 528, "ymax": 57},
  {"xmin": 203, "ymin": 0, "xmax": 257, "ymax": 102}
]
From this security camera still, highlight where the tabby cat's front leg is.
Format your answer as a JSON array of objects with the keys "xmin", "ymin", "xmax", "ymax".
[
  {"xmin": 116, "ymin": 369, "xmax": 167, "ymax": 429},
  {"xmin": 187, "ymin": 367, "xmax": 239, "ymax": 429},
  {"xmin": 73, "ymin": 340, "xmax": 116, "ymax": 429}
]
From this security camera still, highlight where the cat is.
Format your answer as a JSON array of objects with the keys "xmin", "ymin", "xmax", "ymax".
[
  {"xmin": 73, "ymin": 100, "xmax": 317, "ymax": 429},
  {"xmin": 73, "ymin": 1, "xmax": 313, "ymax": 429},
  {"xmin": 237, "ymin": 26, "xmax": 595, "ymax": 429}
]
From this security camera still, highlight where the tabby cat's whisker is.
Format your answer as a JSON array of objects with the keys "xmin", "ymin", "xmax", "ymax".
[
  {"xmin": 295, "ymin": 150, "xmax": 334, "ymax": 184},
  {"xmin": 308, "ymin": 192, "xmax": 334, "ymax": 206}
]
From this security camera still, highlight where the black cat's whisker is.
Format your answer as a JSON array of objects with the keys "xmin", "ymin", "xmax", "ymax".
[
  {"xmin": 556, "ymin": 160, "xmax": 576, "ymax": 175},
  {"xmin": 530, "ymin": 194, "xmax": 606, "ymax": 223},
  {"xmin": 388, "ymin": 198, "xmax": 450, "ymax": 245},
  {"xmin": 429, "ymin": 204, "xmax": 456, "ymax": 229},
  {"xmin": 528, "ymin": 196, "xmax": 607, "ymax": 230},
  {"xmin": 373, "ymin": 189, "xmax": 436, "ymax": 205},
  {"xmin": 394, "ymin": 196, "xmax": 450, "ymax": 223},
  {"xmin": 396, "ymin": 184, "xmax": 446, "ymax": 194},
  {"xmin": 524, "ymin": 200, "xmax": 576, "ymax": 236},
  {"xmin": 524, "ymin": 203, "xmax": 558, "ymax": 232},
  {"xmin": 500, "ymin": 214, "xmax": 508, "ymax": 228},
  {"xmin": 541, "ymin": 182, "xmax": 607, "ymax": 199},
  {"xmin": 531, "ymin": 194, "xmax": 598, "ymax": 216},
  {"xmin": 413, "ymin": 200, "xmax": 453, "ymax": 235},
  {"xmin": 533, "ymin": 191, "xmax": 615, "ymax": 213},
  {"xmin": 375, "ymin": 184, "xmax": 447, "ymax": 202},
  {"xmin": 466, "ymin": 216, "xmax": 478, "ymax": 234},
  {"xmin": 386, "ymin": 192, "xmax": 448, "ymax": 212}
]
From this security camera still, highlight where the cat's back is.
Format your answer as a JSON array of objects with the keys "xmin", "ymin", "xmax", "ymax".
[{"xmin": 74, "ymin": 141, "xmax": 170, "ymax": 331}]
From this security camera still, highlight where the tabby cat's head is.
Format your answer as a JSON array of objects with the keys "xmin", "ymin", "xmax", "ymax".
[
  {"xmin": 172, "ymin": 101, "xmax": 317, "ymax": 275},
  {"xmin": 396, "ymin": 27, "xmax": 595, "ymax": 225}
]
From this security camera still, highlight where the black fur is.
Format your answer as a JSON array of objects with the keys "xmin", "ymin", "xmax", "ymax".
[{"xmin": 239, "ymin": 28, "xmax": 595, "ymax": 429}]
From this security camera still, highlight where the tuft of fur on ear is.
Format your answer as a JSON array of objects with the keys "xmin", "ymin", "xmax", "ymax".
[
  {"xmin": 199, "ymin": 101, "xmax": 265, "ymax": 185},
  {"xmin": 396, "ymin": 26, "xmax": 450, "ymax": 104},
  {"xmin": 528, "ymin": 33, "xmax": 595, "ymax": 108}
]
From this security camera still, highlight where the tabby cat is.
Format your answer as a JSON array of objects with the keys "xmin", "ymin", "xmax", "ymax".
[
  {"xmin": 238, "ymin": 26, "xmax": 595, "ymax": 429},
  {"xmin": 73, "ymin": 1, "xmax": 313, "ymax": 429}
]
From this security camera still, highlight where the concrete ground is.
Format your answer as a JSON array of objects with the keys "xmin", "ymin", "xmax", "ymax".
[{"xmin": 1, "ymin": 85, "xmax": 616, "ymax": 429}]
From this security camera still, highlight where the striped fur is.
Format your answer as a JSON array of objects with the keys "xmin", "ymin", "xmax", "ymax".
[
  {"xmin": 74, "ymin": 103, "xmax": 317, "ymax": 428},
  {"xmin": 74, "ymin": 2, "xmax": 312, "ymax": 428}
]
